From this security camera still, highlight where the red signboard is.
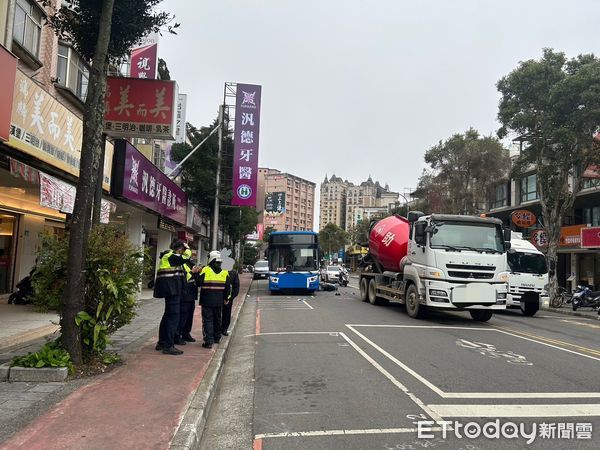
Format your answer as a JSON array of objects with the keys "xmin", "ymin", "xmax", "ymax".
[
  {"xmin": 130, "ymin": 44, "xmax": 158, "ymax": 79},
  {"xmin": 583, "ymin": 165, "xmax": 600, "ymax": 179},
  {"xmin": 104, "ymin": 77, "xmax": 177, "ymax": 139},
  {"xmin": 0, "ymin": 44, "xmax": 18, "ymax": 141},
  {"xmin": 511, "ymin": 209, "xmax": 537, "ymax": 228},
  {"xmin": 581, "ymin": 226, "xmax": 600, "ymax": 248}
]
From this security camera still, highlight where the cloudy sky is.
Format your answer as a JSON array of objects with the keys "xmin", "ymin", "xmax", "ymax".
[{"xmin": 158, "ymin": 0, "xmax": 597, "ymax": 213}]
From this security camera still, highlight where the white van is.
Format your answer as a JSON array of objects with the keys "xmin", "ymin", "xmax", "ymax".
[{"xmin": 506, "ymin": 232, "xmax": 549, "ymax": 316}]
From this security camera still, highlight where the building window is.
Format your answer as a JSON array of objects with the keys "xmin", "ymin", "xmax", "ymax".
[
  {"xmin": 492, "ymin": 183, "xmax": 508, "ymax": 209},
  {"xmin": 13, "ymin": 0, "xmax": 43, "ymax": 58},
  {"xmin": 520, "ymin": 174, "xmax": 538, "ymax": 203},
  {"xmin": 582, "ymin": 178, "xmax": 600, "ymax": 190},
  {"xmin": 583, "ymin": 207, "xmax": 600, "ymax": 226},
  {"xmin": 56, "ymin": 43, "xmax": 90, "ymax": 102}
]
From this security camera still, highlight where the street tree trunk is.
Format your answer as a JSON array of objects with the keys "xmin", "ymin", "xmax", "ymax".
[{"xmin": 61, "ymin": 0, "xmax": 115, "ymax": 366}]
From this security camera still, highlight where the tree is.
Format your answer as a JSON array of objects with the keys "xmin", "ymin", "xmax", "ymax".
[
  {"xmin": 348, "ymin": 220, "xmax": 371, "ymax": 246},
  {"xmin": 260, "ymin": 226, "xmax": 276, "ymax": 246},
  {"xmin": 242, "ymin": 243, "xmax": 258, "ymax": 265},
  {"xmin": 319, "ymin": 223, "xmax": 348, "ymax": 259},
  {"xmin": 222, "ymin": 207, "xmax": 259, "ymax": 247},
  {"xmin": 157, "ymin": 57, "xmax": 171, "ymax": 80},
  {"xmin": 43, "ymin": 0, "xmax": 175, "ymax": 365},
  {"xmin": 497, "ymin": 48, "xmax": 600, "ymax": 301},
  {"xmin": 418, "ymin": 128, "xmax": 510, "ymax": 215}
]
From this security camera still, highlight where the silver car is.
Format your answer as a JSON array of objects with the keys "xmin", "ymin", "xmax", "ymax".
[
  {"xmin": 322, "ymin": 265, "xmax": 341, "ymax": 283},
  {"xmin": 253, "ymin": 260, "xmax": 269, "ymax": 280}
]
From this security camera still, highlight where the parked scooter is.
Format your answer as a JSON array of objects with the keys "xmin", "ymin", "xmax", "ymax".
[
  {"xmin": 571, "ymin": 285, "xmax": 600, "ymax": 311},
  {"xmin": 8, "ymin": 271, "xmax": 35, "ymax": 305},
  {"xmin": 338, "ymin": 268, "xmax": 349, "ymax": 287}
]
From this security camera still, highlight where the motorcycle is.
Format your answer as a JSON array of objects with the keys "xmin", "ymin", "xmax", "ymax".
[
  {"xmin": 571, "ymin": 285, "xmax": 600, "ymax": 311},
  {"xmin": 338, "ymin": 268, "xmax": 349, "ymax": 287}
]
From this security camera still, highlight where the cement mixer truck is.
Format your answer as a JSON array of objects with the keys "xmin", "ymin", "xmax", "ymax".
[{"xmin": 359, "ymin": 212, "xmax": 511, "ymax": 321}]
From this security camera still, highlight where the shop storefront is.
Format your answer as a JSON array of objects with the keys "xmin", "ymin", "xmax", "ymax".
[{"xmin": 110, "ymin": 140, "xmax": 188, "ymax": 279}]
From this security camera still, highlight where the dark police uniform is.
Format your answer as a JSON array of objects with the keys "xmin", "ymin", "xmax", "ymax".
[
  {"xmin": 178, "ymin": 258, "xmax": 198, "ymax": 342},
  {"xmin": 197, "ymin": 265, "xmax": 231, "ymax": 346},
  {"xmin": 221, "ymin": 269, "xmax": 240, "ymax": 335},
  {"xmin": 154, "ymin": 249, "xmax": 189, "ymax": 351}
]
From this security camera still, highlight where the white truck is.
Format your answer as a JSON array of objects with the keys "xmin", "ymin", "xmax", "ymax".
[
  {"xmin": 359, "ymin": 212, "xmax": 510, "ymax": 322},
  {"xmin": 506, "ymin": 232, "xmax": 549, "ymax": 316}
]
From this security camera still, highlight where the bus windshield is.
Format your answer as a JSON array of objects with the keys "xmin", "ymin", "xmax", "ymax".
[
  {"xmin": 429, "ymin": 222, "xmax": 505, "ymax": 253},
  {"xmin": 268, "ymin": 233, "xmax": 319, "ymax": 272}
]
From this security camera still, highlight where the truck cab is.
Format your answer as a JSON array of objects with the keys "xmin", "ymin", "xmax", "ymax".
[
  {"xmin": 505, "ymin": 232, "xmax": 548, "ymax": 316},
  {"xmin": 406, "ymin": 214, "xmax": 510, "ymax": 319}
]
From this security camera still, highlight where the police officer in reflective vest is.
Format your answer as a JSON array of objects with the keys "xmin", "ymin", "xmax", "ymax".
[
  {"xmin": 153, "ymin": 240, "xmax": 193, "ymax": 355},
  {"xmin": 197, "ymin": 251, "xmax": 231, "ymax": 349},
  {"xmin": 177, "ymin": 249, "xmax": 198, "ymax": 344}
]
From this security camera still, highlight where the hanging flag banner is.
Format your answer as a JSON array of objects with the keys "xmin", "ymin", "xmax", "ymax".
[{"xmin": 232, "ymin": 83, "xmax": 262, "ymax": 207}]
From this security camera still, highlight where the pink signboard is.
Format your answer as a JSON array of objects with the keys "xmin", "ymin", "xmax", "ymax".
[
  {"xmin": 232, "ymin": 84, "xmax": 262, "ymax": 206},
  {"xmin": 581, "ymin": 226, "xmax": 600, "ymax": 248},
  {"xmin": 130, "ymin": 44, "xmax": 158, "ymax": 79},
  {"xmin": 111, "ymin": 140, "xmax": 187, "ymax": 224}
]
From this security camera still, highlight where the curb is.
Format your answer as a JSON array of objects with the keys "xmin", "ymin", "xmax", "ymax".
[
  {"xmin": 0, "ymin": 324, "xmax": 60, "ymax": 352},
  {"xmin": 541, "ymin": 306, "xmax": 599, "ymax": 320},
  {"xmin": 9, "ymin": 365, "xmax": 68, "ymax": 382},
  {"xmin": 170, "ymin": 278, "xmax": 253, "ymax": 450}
]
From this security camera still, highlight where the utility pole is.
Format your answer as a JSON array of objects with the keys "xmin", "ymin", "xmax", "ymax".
[{"xmin": 211, "ymin": 104, "xmax": 224, "ymax": 250}]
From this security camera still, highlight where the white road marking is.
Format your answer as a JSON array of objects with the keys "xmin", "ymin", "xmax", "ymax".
[
  {"xmin": 302, "ymin": 300, "xmax": 314, "ymax": 309},
  {"xmin": 345, "ymin": 325, "xmax": 446, "ymax": 397},
  {"xmin": 346, "ymin": 324, "xmax": 600, "ymax": 399},
  {"xmin": 257, "ymin": 331, "xmax": 339, "ymax": 335},
  {"xmin": 347, "ymin": 324, "xmax": 492, "ymax": 331},
  {"xmin": 428, "ymin": 404, "xmax": 600, "ymax": 417},
  {"xmin": 560, "ymin": 319, "xmax": 600, "ymax": 329},
  {"xmin": 339, "ymin": 332, "xmax": 443, "ymax": 423},
  {"xmin": 258, "ymin": 307, "xmax": 313, "ymax": 310},
  {"xmin": 255, "ymin": 427, "xmax": 443, "ymax": 440}
]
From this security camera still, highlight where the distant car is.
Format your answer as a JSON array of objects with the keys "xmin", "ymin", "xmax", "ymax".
[
  {"xmin": 253, "ymin": 260, "xmax": 269, "ymax": 280},
  {"xmin": 322, "ymin": 265, "xmax": 341, "ymax": 283}
]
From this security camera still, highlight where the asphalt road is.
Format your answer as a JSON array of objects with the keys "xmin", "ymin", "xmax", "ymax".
[{"xmin": 201, "ymin": 278, "xmax": 600, "ymax": 450}]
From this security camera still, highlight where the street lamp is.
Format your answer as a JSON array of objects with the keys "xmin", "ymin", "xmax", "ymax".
[{"xmin": 397, "ymin": 193, "xmax": 410, "ymax": 216}]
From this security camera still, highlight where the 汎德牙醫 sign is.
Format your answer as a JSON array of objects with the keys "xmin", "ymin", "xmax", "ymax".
[
  {"xmin": 232, "ymin": 84, "xmax": 261, "ymax": 206},
  {"xmin": 111, "ymin": 140, "xmax": 187, "ymax": 224}
]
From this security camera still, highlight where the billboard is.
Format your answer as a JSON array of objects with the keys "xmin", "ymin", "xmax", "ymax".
[
  {"xmin": 581, "ymin": 226, "xmax": 600, "ymax": 248},
  {"xmin": 104, "ymin": 77, "xmax": 177, "ymax": 139},
  {"xmin": 9, "ymin": 70, "xmax": 112, "ymax": 189},
  {"xmin": 130, "ymin": 44, "xmax": 158, "ymax": 79},
  {"xmin": 511, "ymin": 209, "xmax": 536, "ymax": 228},
  {"xmin": 110, "ymin": 140, "xmax": 187, "ymax": 224},
  {"xmin": 264, "ymin": 191, "xmax": 285, "ymax": 217},
  {"xmin": 0, "ymin": 44, "xmax": 17, "ymax": 141},
  {"xmin": 232, "ymin": 84, "xmax": 262, "ymax": 206}
]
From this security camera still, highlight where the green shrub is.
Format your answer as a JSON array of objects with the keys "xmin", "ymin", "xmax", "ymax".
[
  {"xmin": 11, "ymin": 341, "xmax": 73, "ymax": 373},
  {"xmin": 31, "ymin": 225, "xmax": 150, "ymax": 359}
]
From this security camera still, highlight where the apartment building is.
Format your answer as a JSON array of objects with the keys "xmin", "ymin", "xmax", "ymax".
[
  {"xmin": 319, "ymin": 175, "xmax": 348, "ymax": 230},
  {"xmin": 486, "ymin": 152, "xmax": 600, "ymax": 292},
  {"xmin": 257, "ymin": 168, "xmax": 315, "ymax": 232}
]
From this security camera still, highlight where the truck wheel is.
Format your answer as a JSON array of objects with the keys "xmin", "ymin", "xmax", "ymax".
[
  {"xmin": 405, "ymin": 284, "xmax": 423, "ymax": 318},
  {"xmin": 520, "ymin": 302, "xmax": 538, "ymax": 317},
  {"xmin": 368, "ymin": 279, "xmax": 380, "ymax": 305},
  {"xmin": 470, "ymin": 310, "xmax": 493, "ymax": 322},
  {"xmin": 359, "ymin": 277, "xmax": 369, "ymax": 302}
]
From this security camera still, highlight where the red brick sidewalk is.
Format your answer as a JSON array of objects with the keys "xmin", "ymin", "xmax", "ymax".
[{"xmin": 0, "ymin": 274, "xmax": 252, "ymax": 450}]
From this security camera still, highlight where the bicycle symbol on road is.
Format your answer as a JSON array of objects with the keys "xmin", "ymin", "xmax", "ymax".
[{"xmin": 456, "ymin": 339, "xmax": 533, "ymax": 365}]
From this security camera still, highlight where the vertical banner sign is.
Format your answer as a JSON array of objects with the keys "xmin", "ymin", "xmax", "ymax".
[
  {"xmin": 130, "ymin": 44, "xmax": 158, "ymax": 79},
  {"xmin": 232, "ymin": 84, "xmax": 262, "ymax": 206}
]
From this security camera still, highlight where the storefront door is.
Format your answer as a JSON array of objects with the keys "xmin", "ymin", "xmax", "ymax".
[{"xmin": 0, "ymin": 213, "xmax": 19, "ymax": 294}]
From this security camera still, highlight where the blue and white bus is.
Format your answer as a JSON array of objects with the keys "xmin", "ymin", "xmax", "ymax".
[{"xmin": 267, "ymin": 231, "xmax": 320, "ymax": 294}]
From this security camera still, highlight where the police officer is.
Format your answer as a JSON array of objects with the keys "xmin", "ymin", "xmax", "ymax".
[
  {"xmin": 221, "ymin": 267, "xmax": 240, "ymax": 336},
  {"xmin": 177, "ymin": 248, "xmax": 198, "ymax": 344},
  {"xmin": 196, "ymin": 251, "xmax": 231, "ymax": 349},
  {"xmin": 153, "ymin": 240, "xmax": 193, "ymax": 355}
]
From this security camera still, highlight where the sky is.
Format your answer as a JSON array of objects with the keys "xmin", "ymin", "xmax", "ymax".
[{"xmin": 157, "ymin": 0, "xmax": 599, "ymax": 225}]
